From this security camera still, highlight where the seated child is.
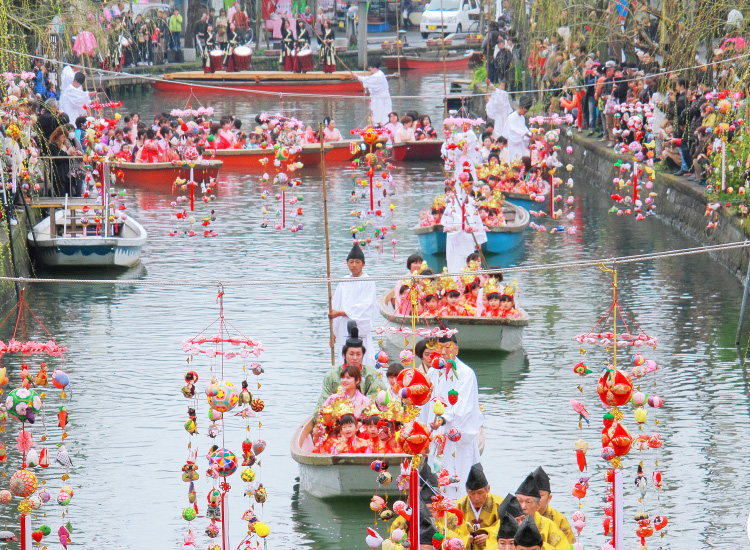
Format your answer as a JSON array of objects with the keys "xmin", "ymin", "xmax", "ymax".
[
  {"xmin": 329, "ymin": 413, "xmax": 370, "ymax": 454},
  {"xmin": 438, "ymin": 288, "xmax": 467, "ymax": 317}
]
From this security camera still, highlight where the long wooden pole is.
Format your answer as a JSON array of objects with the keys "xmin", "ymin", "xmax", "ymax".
[{"xmin": 320, "ymin": 123, "xmax": 335, "ymax": 365}]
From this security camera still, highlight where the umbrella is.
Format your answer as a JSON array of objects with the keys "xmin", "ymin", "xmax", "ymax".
[{"xmin": 72, "ymin": 31, "xmax": 98, "ymax": 56}]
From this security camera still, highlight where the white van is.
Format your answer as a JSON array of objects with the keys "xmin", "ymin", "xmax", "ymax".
[{"xmin": 419, "ymin": 0, "xmax": 480, "ymax": 38}]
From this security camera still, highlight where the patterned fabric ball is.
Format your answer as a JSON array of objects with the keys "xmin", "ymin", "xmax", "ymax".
[
  {"xmin": 210, "ymin": 448, "xmax": 238, "ymax": 477},
  {"xmin": 9, "ymin": 469, "xmax": 38, "ymax": 497},
  {"xmin": 182, "ymin": 507, "xmax": 197, "ymax": 521},
  {"xmin": 5, "ymin": 388, "xmax": 41, "ymax": 422},
  {"xmin": 0, "ymin": 490, "xmax": 11, "ymax": 503},
  {"xmin": 184, "ymin": 146, "xmax": 200, "ymax": 161},
  {"xmin": 207, "ymin": 381, "xmax": 239, "ymax": 413},
  {"xmin": 241, "ymin": 468, "xmax": 256, "ymax": 482}
]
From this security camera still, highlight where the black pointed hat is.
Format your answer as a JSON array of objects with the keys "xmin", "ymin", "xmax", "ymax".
[
  {"xmin": 514, "ymin": 515, "xmax": 543, "ymax": 547},
  {"xmin": 345, "ymin": 320, "xmax": 363, "ymax": 348},
  {"xmin": 496, "ymin": 512, "xmax": 519, "ymax": 540},
  {"xmin": 532, "ymin": 466, "xmax": 551, "ymax": 493},
  {"xmin": 497, "ymin": 493, "xmax": 524, "ymax": 519},
  {"xmin": 465, "ymin": 463, "xmax": 488, "ymax": 491},
  {"xmin": 516, "ymin": 474, "xmax": 540, "ymax": 499},
  {"xmin": 347, "ymin": 242, "xmax": 365, "ymax": 262}
]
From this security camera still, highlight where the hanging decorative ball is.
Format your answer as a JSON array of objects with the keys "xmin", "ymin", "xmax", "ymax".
[
  {"xmin": 184, "ymin": 147, "xmax": 200, "ymax": 161},
  {"xmin": 207, "ymin": 381, "xmax": 239, "ymax": 413},
  {"xmin": 370, "ymin": 495, "xmax": 386, "ymax": 512},
  {"xmin": 647, "ymin": 395, "xmax": 663, "ymax": 408},
  {"xmin": 241, "ymin": 468, "xmax": 256, "ymax": 482},
  {"xmin": 379, "ymin": 508, "xmax": 395, "ymax": 521},
  {"xmin": 9, "ymin": 469, "xmax": 37, "ymax": 498},
  {"xmin": 205, "ymin": 522, "xmax": 220, "ymax": 538},
  {"xmin": 251, "ymin": 399, "xmax": 265, "ymax": 412},
  {"xmin": 5, "ymin": 388, "xmax": 42, "ymax": 422},
  {"xmin": 634, "ymin": 407, "xmax": 647, "ymax": 424},
  {"xmin": 362, "ymin": 127, "xmax": 380, "ymax": 145},
  {"xmin": 254, "ymin": 485, "xmax": 267, "ymax": 503},
  {"xmin": 255, "ymin": 522, "xmax": 270, "ymax": 538},
  {"xmin": 0, "ymin": 490, "xmax": 11, "ymax": 504},
  {"xmin": 209, "ymin": 448, "xmax": 238, "ymax": 477},
  {"xmin": 447, "ymin": 428, "xmax": 461, "ymax": 442},
  {"xmin": 56, "ymin": 490, "xmax": 71, "ymax": 506},
  {"xmin": 182, "ymin": 507, "xmax": 197, "ymax": 521},
  {"xmin": 376, "ymin": 471, "xmax": 393, "ymax": 486},
  {"xmin": 596, "ymin": 369, "xmax": 633, "ymax": 407}
]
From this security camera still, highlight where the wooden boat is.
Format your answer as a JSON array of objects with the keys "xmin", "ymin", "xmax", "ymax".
[
  {"xmin": 383, "ymin": 50, "xmax": 473, "ymax": 71},
  {"xmin": 323, "ymin": 140, "xmax": 360, "ymax": 163},
  {"xmin": 504, "ymin": 179, "xmax": 552, "ymax": 212},
  {"xmin": 151, "ymin": 70, "xmax": 365, "ymax": 95},
  {"xmin": 28, "ymin": 202, "xmax": 147, "ymax": 268},
  {"xmin": 392, "ymin": 139, "xmax": 444, "ymax": 162},
  {"xmin": 213, "ymin": 146, "xmax": 322, "ymax": 169},
  {"xmin": 413, "ymin": 202, "xmax": 530, "ymax": 255},
  {"xmin": 291, "ymin": 415, "xmax": 485, "ymax": 499},
  {"xmin": 378, "ymin": 291, "xmax": 528, "ymax": 352},
  {"xmin": 117, "ymin": 160, "xmax": 223, "ymax": 191}
]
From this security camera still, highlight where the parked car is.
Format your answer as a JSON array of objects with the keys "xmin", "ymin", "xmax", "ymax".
[{"xmin": 419, "ymin": 0, "xmax": 479, "ymax": 38}]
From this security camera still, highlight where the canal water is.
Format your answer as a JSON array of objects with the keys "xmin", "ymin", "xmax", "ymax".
[{"xmin": 0, "ymin": 73, "xmax": 747, "ymax": 549}]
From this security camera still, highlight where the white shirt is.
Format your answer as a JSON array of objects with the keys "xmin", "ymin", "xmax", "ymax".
[
  {"xmin": 356, "ymin": 70, "xmax": 392, "ymax": 126},
  {"xmin": 441, "ymin": 193, "xmax": 487, "ymax": 274},
  {"xmin": 503, "ymin": 109, "xmax": 530, "ymax": 163},
  {"xmin": 60, "ymin": 66, "xmax": 75, "ymax": 96},
  {"xmin": 59, "ymin": 83, "xmax": 90, "ymax": 121},
  {"xmin": 331, "ymin": 273, "xmax": 379, "ymax": 366}
]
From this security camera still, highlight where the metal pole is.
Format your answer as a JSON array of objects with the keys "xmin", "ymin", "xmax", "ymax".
[
  {"xmin": 319, "ymin": 123, "xmax": 335, "ymax": 365},
  {"xmin": 736, "ymin": 249, "xmax": 750, "ymax": 346}
]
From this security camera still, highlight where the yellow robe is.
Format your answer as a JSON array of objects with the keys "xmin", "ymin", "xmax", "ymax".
[
  {"xmin": 455, "ymin": 493, "xmax": 504, "ymax": 549},
  {"xmin": 541, "ymin": 505, "xmax": 575, "ymax": 544},
  {"xmin": 534, "ymin": 511, "xmax": 568, "ymax": 550}
]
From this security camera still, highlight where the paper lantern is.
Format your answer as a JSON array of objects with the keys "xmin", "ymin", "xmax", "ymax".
[
  {"xmin": 9, "ymin": 469, "xmax": 38, "ymax": 497},
  {"xmin": 597, "ymin": 369, "xmax": 633, "ymax": 407},
  {"xmin": 207, "ymin": 381, "xmax": 239, "ymax": 413}
]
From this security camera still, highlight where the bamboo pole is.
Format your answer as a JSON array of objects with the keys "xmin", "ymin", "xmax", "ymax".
[{"xmin": 320, "ymin": 123, "xmax": 335, "ymax": 365}]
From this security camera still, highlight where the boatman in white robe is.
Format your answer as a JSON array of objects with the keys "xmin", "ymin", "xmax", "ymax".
[
  {"xmin": 60, "ymin": 64, "xmax": 79, "ymax": 98},
  {"xmin": 502, "ymin": 95, "xmax": 534, "ymax": 163},
  {"xmin": 59, "ymin": 72, "xmax": 96, "ymax": 122},
  {"xmin": 329, "ymin": 243, "xmax": 379, "ymax": 366},
  {"xmin": 419, "ymin": 333, "xmax": 483, "ymax": 499},
  {"xmin": 356, "ymin": 59, "xmax": 392, "ymax": 127},
  {"xmin": 486, "ymin": 82, "xmax": 511, "ymax": 140},
  {"xmin": 440, "ymin": 189, "xmax": 487, "ymax": 275}
]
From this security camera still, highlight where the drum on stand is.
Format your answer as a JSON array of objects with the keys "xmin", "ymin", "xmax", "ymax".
[
  {"xmin": 210, "ymin": 49, "xmax": 225, "ymax": 72},
  {"xmin": 298, "ymin": 49, "xmax": 314, "ymax": 72},
  {"xmin": 233, "ymin": 46, "xmax": 252, "ymax": 71}
]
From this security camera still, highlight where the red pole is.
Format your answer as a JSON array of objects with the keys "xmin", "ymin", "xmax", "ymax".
[
  {"xmin": 190, "ymin": 167, "xmax": 195, "ymax": 211},
  {"xmin": 282, "ymin": 187, "xmax": 286, "ymax": 228},
  {"xmin": 408, "ymin": 459, "xmax": 420, "ymax": 549},
  {"xmin": 221, "ymin": 490, "xmax": 228, "ymax": 550},
  {"xmin": 633, "ymin": 162, "xmax": 638, "ymax": 205},
  {"xmin": 549, "ymin": 173, "xmax": 554, "ymax": 218},
  {"xmin": 369, "ymin": 169, "xmax": 374, "ymax": 212}
]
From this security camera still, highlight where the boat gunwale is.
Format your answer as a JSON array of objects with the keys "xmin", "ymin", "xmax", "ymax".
[
  {"xmin": 28, "ymin": 212, "xmax": 148, "ymax": 247},
  {"xmin": 503, "ymin": 179, "xmax": 552, "ymax": 203},
  {"xmin": 115, "ymin": 160, "xmax": 224, "ymax": 171},
  {"xmin": 412, "ymin": 202, "xmax": 530, "ymax": 236}
]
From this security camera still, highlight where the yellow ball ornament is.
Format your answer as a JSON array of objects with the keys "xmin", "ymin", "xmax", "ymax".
[
  {"xmin": 241, "ymin": 468, "xmax": 256, "ymax": 482},
  {"xmin": 634, "ymin": 407, "xmax": 647, "ymax": 424},
  {"xmin": 255, "ymin": 522, "xmax": 270, "ymax": 538}
]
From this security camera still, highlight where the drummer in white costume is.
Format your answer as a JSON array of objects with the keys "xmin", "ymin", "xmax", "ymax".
[
  {"xmin": 440, "ymin": 188, "xmax": 487, "ymax": 275},
  {"xmin": 328, "ymin": 243, "xmax": 379, "ymax": 366},
  {"xmin": 356, "ymin": 59, "xmax": 392, "ymax": 126},
  {"xmin": 502, "ymin": 95, "xmax": 534, "ymax": 163},
  {"xmin": 419, "ymin": 334, "xmax": 483, "ymax": 499}
]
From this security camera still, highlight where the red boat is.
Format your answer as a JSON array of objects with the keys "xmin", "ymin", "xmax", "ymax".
[
  {"xmin": 382, "ymin": 50, "xmax": 473, "ymax": 71},
  {"xmin": 212, "ymin": 146, "xmax": 322, "ymax": 170},
  {"xmin": 117, "ymin": 160, "xmax": 223, "ymax": 191},
  {"xmin": 151, "ymin": 71, "xmax": 365, "ymax": 95},
  {"xmin": 391, "ymin": 139, "xmax": 444, "ymax": 162}
]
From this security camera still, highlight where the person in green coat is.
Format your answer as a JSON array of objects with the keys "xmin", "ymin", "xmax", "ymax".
[{"xmin": 316, "ymin": 321, "xmax": 385, "ymax": 408}]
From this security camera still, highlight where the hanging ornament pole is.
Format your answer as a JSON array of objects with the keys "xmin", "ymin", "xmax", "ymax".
[
  {"xmin": 282, "ymin": 187, "xmax": 286, "ymax": 229},
  {"xmin": 614, "ymin": 469, "xmax": 624, "ymax": 550},
  {"xmin": 632, "ymin": 161, "xmax": 638, "ymax": 205},
  {"xmin": 20, "ymin": 513, "xmax": 31, "ymax": 550},
  {"xmin": 408, "ymin": 456, "xmax": 420, "ymax": 549},
  {"xmin": 549, "ymin": 171, "xmax": 555, "ymax": 218},
  {"xmin": 369, "ymin": 163, "xmax": 375, "ymax": 213},
  {"xmin": 190, "ymin": 166, "xmax": 195, "ymax": 212},
  {"xmin": 319, "ymin": 123, "xmax": 335, "ymax": 365},
  {"xmin": 721, "ymin": 138, "xmax": 726, "ymax": 191}
]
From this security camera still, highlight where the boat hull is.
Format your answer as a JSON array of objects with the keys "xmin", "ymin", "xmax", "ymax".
[
  {"xmin": 392, "ymin": 139, "xmax": 444, "ymax": 162},
  {"xmin": 117, "ymin": 161, "xmax": 223, "ymax": 190},
  {"xmin": 151, "ymin": 71, "xmax": 365, "ymax": 95},
  {"xmin": 291, "ymin": 415, "xmax": 485, "ymax": 498},
  {"xmin": 28, "ymin": 212, "xmax": 147, "ymax": 268},
  {"xmin": 383, "ymin": 54, "xmax": 471, "ymax": 71},
  {"xmin": 213, "ymin": 147, "xmax": 321, "ymax": 169},
  {"xmin": 504, "ymin": 180, "xmax": 552, "ymax": 214},
  {"xmin": 413, "ymin": 203, "xmax": 530, "ymax": 255},
  {"xmin": 378, "ymin": 292, "xmax": 528, "ymax": 352}
]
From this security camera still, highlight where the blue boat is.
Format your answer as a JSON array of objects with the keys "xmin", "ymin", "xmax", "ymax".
[
  {"xmin": 504, "ymin": 179, "xmax": 551, "ymax": 212},
  {"xmin": 413, "ymin": 202, "xmax": 530, "ymax": 256}
]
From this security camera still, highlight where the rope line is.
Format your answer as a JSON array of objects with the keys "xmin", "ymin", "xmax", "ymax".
[
  {"xmin": 5, "ymin": 240, "xmax": 749, "ymax": 288},
  {"xmin": 7, "ymin": 46, "xmax": 750, "ymax": 101}
]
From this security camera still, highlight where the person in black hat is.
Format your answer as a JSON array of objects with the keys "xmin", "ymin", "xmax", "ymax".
[
  {"xmin": 418, "ymin": 333, "xmax": 483, "ymax": 500},
  {"xmin": 496, "ymin": 511, "xmax": 519, "ymax": 549},
  {"xmin": 515, "ymin": 474, "xmax": 567, "ymax": 550},
  {"xmin": 497, "ymin": 493, "xmax": 524, "ymax": 524},
  {"xmin": 317, "ymin": 320, "xmax": 385, "ymax": 407},
  {"xmin": 533, "ymin": 466, "xmax": 574, "ymax": 544},
  {"xmin": 514, "ymin": 515, "xmax": 543, "ymax": 550},
  {"xmin": 328, "ymin": 242, "xmax": 379, "ymax": 366},
  {"xmin": 455, "ymin": 463, "xmax": 503, "ymax": 549}
]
